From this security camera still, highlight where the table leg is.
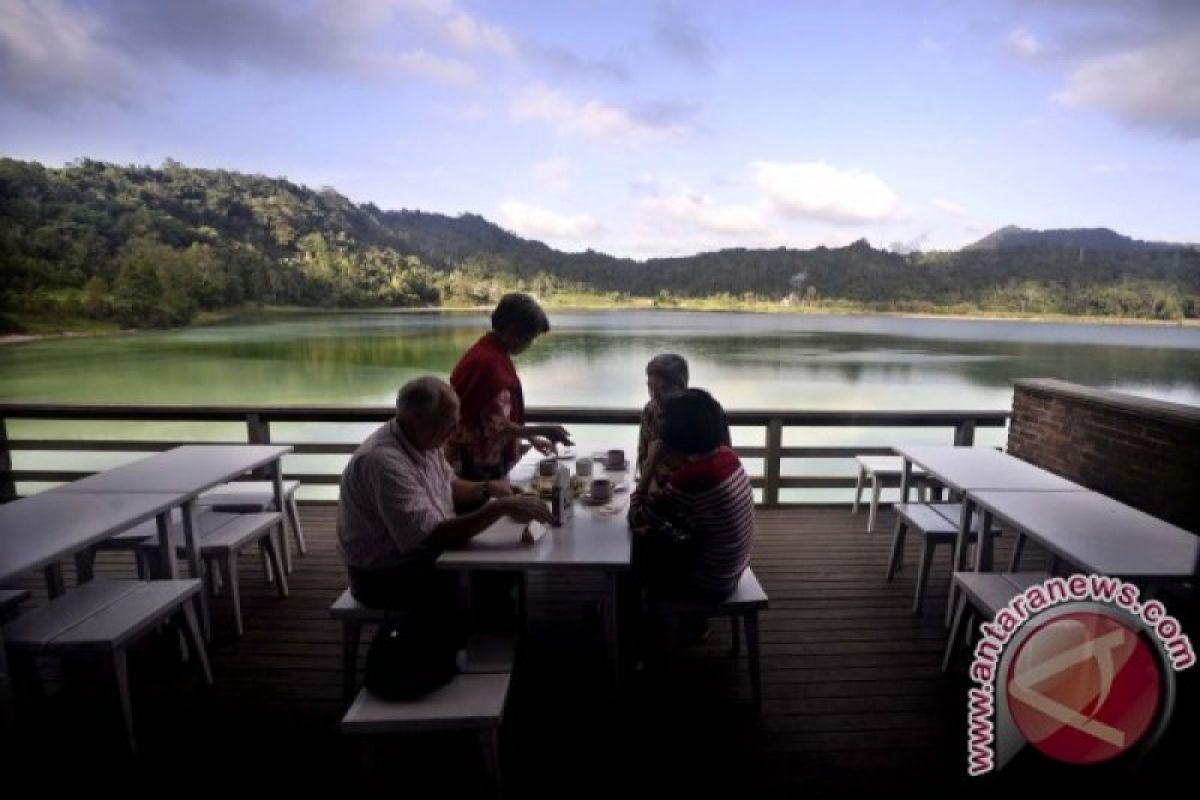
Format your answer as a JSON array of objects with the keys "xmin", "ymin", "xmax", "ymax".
[
  {"xmin": 899, "ymin": 459, "xmax": 912, "ymax": 504},
  {"xmin": 946, "ymin": 498, "xmax": 976, "ymax": 627},
  {"xmin": 271, "ymin": 460, "xmax": 293, "ymax": 574},
  {"xmin": 181, "ymin": 500, "xmax": 211, "ymax": 640},
  {"xmin": 43, "ymin": 563, "xmax": 65, "ymax": 598},
  {"xmin": 155, "ymin": 511, "xmax": 178, "ymax": 578},
  {"xmin": 974, "ymin": 510, "xmax": 995, "ymax": 572},
  {"xmin": 603, "ymin": 572, "xmax": 621, "ymax": 689}
]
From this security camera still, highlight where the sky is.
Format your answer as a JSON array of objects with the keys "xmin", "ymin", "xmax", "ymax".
[{"xmin": 1, "ymin": 0, "xmax": 1198, "ymax": 259}]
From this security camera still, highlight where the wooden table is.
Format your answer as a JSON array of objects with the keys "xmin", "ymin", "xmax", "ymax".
[
  {"xmin": 970, "ymin": 489, "xmax": 1199, "ymax": 581},
  {"xmin": 54, "ymin": 445, "xmax": 293, "ymax": 636},
  {"xmin": 438, "ymin": 444, "xmax": 633, "ymax": 686},
  {"xmin": 895, "ymin": 446, "xmax": 1086, "ymax": 621}
]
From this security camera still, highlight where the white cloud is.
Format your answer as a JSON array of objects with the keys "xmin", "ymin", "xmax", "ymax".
[
  {"xmin": 381, "ymin": 49, "xmax": 476, "ymax": 87},
  {"xmin": 1007, "ymin": 27, "xmax": 1042, "ymax": 60},
  {"xmin": 1090, "ymin": 161, "xmax": 1128, "ymax": 175},
  {"xmin": 933, "ymin": 197, "xmax": 968, "ymax": 217},
  {"xmin": 641, "ymin": 191, "xmax": 769, "ymax": 235},
  {"xmin": 919, "ymin": 36, "xmax": 943, "ymax": 51},
  {"xmin": 0, "ymin": 0, "xmax": 135, "ymax": 108},
  {"xmin": 444, "ymin": 10, "xmax": 517, "ymax": 57},
  {"xmin": 511, "ymin": 85, "xmax": 687, "ymax": 143},
  {"xmin": 1054, "ymin": 32, "xmax": 1200, "ymax": 138},
  {"xmin": 752, "ymin": 161, "xmax": 899, "ymax": 224},
  {"xmin": 498, "ymin": 200, "xmax": 601, "ymax": 240},
  {"xmin": 531, "ymin": 158, "xmax": 574, "ymax": 193}
]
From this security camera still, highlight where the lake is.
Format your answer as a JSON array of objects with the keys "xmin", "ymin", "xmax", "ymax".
[{"xmin": 3, "ymin": 309, "xmax": 1198, "ymax": 500}]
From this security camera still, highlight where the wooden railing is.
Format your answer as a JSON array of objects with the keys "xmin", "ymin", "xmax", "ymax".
[{"xmin": 0, "ymin": 404, "xmax": 1010, "ymax": 507}]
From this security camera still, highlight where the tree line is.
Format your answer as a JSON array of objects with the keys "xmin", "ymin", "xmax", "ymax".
[{"xmin": 1, "ymin": 157, "xmax": 1196, "ymax": 331}]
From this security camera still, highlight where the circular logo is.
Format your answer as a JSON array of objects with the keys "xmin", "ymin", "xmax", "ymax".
[{"xmin": 1006, "ymin": 610, "xmax": 1161, "ymax": 765}]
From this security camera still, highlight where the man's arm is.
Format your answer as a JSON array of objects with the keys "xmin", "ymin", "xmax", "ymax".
[{"xmin": 426, "ymin": 494, "xmax": 552, "ymax": 551}]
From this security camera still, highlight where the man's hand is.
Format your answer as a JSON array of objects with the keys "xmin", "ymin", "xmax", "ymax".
[
  {"xmin": 485, "ymin": 479, "xmax": 515, "ymax": 499},
  {"xmin": 497, "ymin": 494, "xmax": 554, "ymax": 524}
]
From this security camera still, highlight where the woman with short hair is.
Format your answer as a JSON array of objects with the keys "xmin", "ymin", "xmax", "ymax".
[
  {"xmin": 446, "ymin": 293, "xmax": 573, "ymax": 484},
  {"xmin": 629, "ymin": 388, "xmax": 755, "ymax": 602}
]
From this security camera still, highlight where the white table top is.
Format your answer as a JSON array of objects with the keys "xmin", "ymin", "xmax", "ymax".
[
  {"xmin": 0, "ymin": 491, "xmax": 184, "ymax": 585},
  {"xmin": 437, "ymin": 503, "xmax": 631, "ymax": 571},
  {"xmin": 54, "ymin": 445, "xmax": 293, "ymax": 498},
  {"xmin": 971, "ymin": 490, "xmax": 1199, "ymax": 580},
  {"xmin": 439, "ymin": 440, "xmax": 634, "ymax": 572},
  {"xmin": 895, "ymin": 445, "xmax": 1084, "ymax": 493}
]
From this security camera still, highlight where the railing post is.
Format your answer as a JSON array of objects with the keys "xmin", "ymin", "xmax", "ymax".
[
  {"xmin": 247, "ymin": 413, "xmax": 272, "ymax": 479},
  {"xmin": 0, "ymin": 417, "xmax": 15, "ymax": 502},
  {"xmin": 953, "ymin": 418, "xmax": 976, "ymax": 446},
  {"xmin": 764, "ymin": 417, "xmax": 783, "ymax": 508}
]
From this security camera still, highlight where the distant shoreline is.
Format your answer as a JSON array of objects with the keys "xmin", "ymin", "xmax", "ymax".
[{"xmin": 4, "ymin": 303, "xmax": 1197, "ymax": 346}]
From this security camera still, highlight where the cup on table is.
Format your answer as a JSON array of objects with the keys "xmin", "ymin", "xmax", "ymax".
[
  {"xmin": 590, "ymin": 477, "xmax": 613, "ymax": 503},
  {"xmin": 576, "ymin": 457, "xmax": 594, "ymax": 478},
  {"xmin": 538, "ymin": 458, "xmax": 558, "ymax": 478},
  {"xmin": 605, "ymin": 449, "xmax": 626, "ymax": 470}
]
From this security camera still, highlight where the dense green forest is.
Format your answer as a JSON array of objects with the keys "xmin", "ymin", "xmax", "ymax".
[{"xmin": 1, "ymin": 157, "xmax": 1196, "ymax": 331}]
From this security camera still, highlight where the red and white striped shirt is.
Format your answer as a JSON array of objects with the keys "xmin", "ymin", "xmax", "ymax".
[{"xmin": 629, "ymin": 446, "xmax": 755, "ymax": 597}]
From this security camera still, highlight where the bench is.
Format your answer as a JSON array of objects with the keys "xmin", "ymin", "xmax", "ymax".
[
  {"xmin": 885, "ymin": 503, "xmax": 1000, "ymax": 616},
  {"xmin": 198, "ymin": 480, "xmax": 306, "ymax": 573},
  {"xmin": 2, "ymin": 579, "xmax": 211, "ymax": 753},
  {"xmin": 942, "ymin": 572, "xmax": 1049, "ymax": 672},
  {"xmin": 658, "ymin": 567, "xmax": 769, "ymax": 709},
  {"xmin": 0, "ymin": 588, "xmax": 29, "ymax": 624},
  {"xmin": 330, "ymin": 587, "xmax": 409, "ymax": 704},
  {"xmin": 341, "ymin": 635, "xmax": 515, "ymax": 794},
  {"xmin": 852, "ymin": 456, "xmax": 928, "ymax": 532},
  {"xmin": 138, "ymin": 512, "xmax": 287, "ymax": 636}
]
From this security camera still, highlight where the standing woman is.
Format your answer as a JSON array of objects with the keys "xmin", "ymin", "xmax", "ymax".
[{"xmin": 447, "ymin": 293, "xmax": 573, "ymax": 485}]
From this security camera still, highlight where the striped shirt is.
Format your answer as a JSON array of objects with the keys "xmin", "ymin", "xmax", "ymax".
[{"xmin": 629, "ymin": 446, "xmax": 755, "ymax": 597}]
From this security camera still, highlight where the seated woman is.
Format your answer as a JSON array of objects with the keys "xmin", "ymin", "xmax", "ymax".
[
  {"xmin": 637, "ymin": 354, "xmax": 689, "ymax": 486},
  {"xmin": 629, "ymin": 388, "xmax": 755, "ymax": 602}
]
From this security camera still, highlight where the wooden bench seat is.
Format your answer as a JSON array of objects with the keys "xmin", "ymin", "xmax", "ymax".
[
  {"xmin": 658, "ymin": 567, "xmax": 769, "ymax": 709},
  {"xmin": 2, "ymin": 579, "xmax": 210, "ymax": 753},
  {"xmin": 942, "ymin": 571, "xmax": 1049, "ymax": 672}
]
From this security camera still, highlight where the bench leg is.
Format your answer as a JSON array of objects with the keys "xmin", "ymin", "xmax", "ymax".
[
  {"xmin": 261, "ymin": 532, "xmax": 289, "ymax": 598},
  {"xmin": 730, "ymin": 613, "xmax": 742, "ymax": 658},
  {"xmin": 286, "ymin": 494, "xmax": 308, "ymax": 556},
  {"xmin": 1007, "ymin": 534, "xmax": 1027, "ymax": 572},
  {"xmin": 913, "ymin": 539, "xmax": 937, "ymax": 615},
  {"xmin": 480, "ymin": 728, "xmax": 502, "ymax": 799},
  {"xmin": 343, "ymin": 621, "xmax": 362, "ymax": 706},
  {"xmin": 112, "ymin": 648, "xmax": 137, "ymax": 755},
  {"xmin": 867, "ymin": 476, "xmax": 882, "ymax": 532},
  {"xmin": 745, "ymin": 611, "xmax": 762, "ymax": 712},
  {"xmin": 851, "ymin": 466, "xmax": 864, "ymax": 514},
  {"xmin": 942, "ymin": 593, "xmax": 969, "ymax": 673},
  {"xmin": 180, "ymin": 597, "xmax": 213, "ymax": 685},
  {"xmin": 885, "ymin": 518, "xmax": 908, "ymax": 580},
  {"xmin": 225, "ymin": 553, "xmax": 244, "ymax": 638}
]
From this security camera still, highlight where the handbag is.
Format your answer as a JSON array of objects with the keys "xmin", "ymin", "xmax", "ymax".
[{"xmin": 363, "ymin": 611, "xmax": 458, "ymax": 701}]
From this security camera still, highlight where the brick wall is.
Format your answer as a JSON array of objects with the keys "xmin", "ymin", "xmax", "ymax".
[{"xmin": 1008, "ymin": 378, "xmax": 1200, "ymax": 533}]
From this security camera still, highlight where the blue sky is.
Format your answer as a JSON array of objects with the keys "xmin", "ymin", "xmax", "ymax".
[{"xmin": 2, "ymin": 0, "xmax": 1198, "ymax": 258}]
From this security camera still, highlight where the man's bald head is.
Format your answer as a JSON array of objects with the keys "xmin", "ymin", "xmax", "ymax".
[{"xmin": 396, "ymin": 376, "xmax": 459, "ymax": 450}]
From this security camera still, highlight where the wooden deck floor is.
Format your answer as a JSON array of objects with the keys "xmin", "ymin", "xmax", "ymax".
[{"xmin": 5, "ymin": 504, "xmax": 1195, "ymax": 797}]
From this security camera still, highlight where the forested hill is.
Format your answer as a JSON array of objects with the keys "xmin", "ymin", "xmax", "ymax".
[{"xmin": 1, "ymin": 157, "xmax": 1197, "ymax": 330}]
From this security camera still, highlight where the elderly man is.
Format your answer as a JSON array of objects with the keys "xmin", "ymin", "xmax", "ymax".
[{"xmin": 337, "ymin": 376, "xmax": 552, "ymax": 610}]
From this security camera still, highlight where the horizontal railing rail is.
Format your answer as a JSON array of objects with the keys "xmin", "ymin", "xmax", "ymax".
[{"xmin": 0, "ymin": 403, "xmax": 1010, "ymax": 507}]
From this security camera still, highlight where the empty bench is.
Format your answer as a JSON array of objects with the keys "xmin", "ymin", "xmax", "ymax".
[
  {"xmin": 2, "ymin": 579, "xmax": 211, "ymax": 753},
  {"xmin": 199, "ymin": 479, "xmax": 306, "ymax": 573},
  {"xmin": 886, "ymin": 502, "xmax": 999, "ymax": 616},
  {"xmin": 658, "ymin": 567, "xmax": 769, "ymax": 709},
  {"xmin": 942, "ymin": 571, "xmax": 1049, "ymax": 672},
  {"xmin": 852, "ymin": 456, "xmax": 928, "ymax": 532},
  {"xmin": 341, "ymin": 634, "xmax": 515, "ymax": 794}
]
